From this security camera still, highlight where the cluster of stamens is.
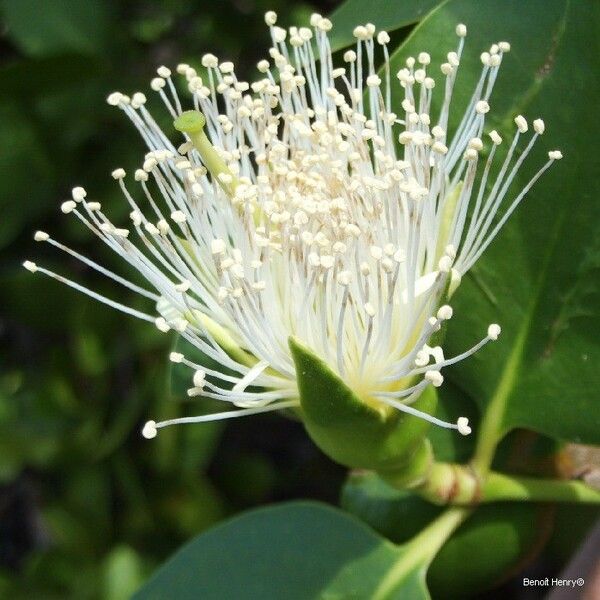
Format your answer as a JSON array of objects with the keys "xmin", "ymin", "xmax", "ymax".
[{"xmin": 24, "ymin": 11, "xmax": 562, "ymax": 439}]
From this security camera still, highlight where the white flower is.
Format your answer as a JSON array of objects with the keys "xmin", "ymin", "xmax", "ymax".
[{"xmin": 26, "ymin": 13, "xmax": 561, "ymax": 439}]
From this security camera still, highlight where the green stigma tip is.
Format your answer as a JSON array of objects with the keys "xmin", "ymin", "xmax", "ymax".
[{"xmin": 174, "ymin": 110, "xmax": 206, "ymax": 134}]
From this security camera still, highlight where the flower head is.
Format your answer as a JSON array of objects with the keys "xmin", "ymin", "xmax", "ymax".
[{"xmin": 26, "ymin": 13, "xmax": 561, "ymax": 440}]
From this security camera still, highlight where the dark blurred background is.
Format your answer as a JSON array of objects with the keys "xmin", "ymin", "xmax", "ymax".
[{"xmin": 0, "ymin": 1, "xmax": 345, "ymax": 598}]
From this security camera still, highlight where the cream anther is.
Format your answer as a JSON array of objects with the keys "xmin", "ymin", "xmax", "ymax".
[
  {"xmin": 515, "ymin": 115, "xmax": 528, "ymax": 133},
  {"xmin": 211, "ymin": 238, "xmax": 226, "ymax": 255},
  {"xmin": 489, "ymin": 130, "xmax": 502, "ymax": 145},
  {"xmin": 171, "ymin": 210, "xmax": 187, "ymax": 223},
  {"xmin": 150, "ymin": 77, "xmax": 166, "ymax": 91},
  {"xmin": 155, "ymin": 317, "xmax": 170, "ymax": 333},
  {"xmin": 457, "ymin": 417, "xmax": 471, "ymax": 435},
  {"xmin": 169, "ymin": 351, "xmax": 184, "ymax": 364},
  {"xmin": 425, "ymin": 370, "xmax": 444, "ymax": 387},
  {"xmin": 487, "ymin": 324, "xmax": 501, "ymax": 340},
  {"xmin": 366, "ymin": 74, "xmax": 381, "ymax": 87},
  {"xmin": 438, "ymin": 255, "xmax": 453, "ymax": 272},
  {"xmin": 418, "ymin": 52, "xmax": 431, "ymax": 65},
  {"xmin": 201, "ymin": 53, "xmax": 219, "ymax": 68},
  {"xmin": 475, "ymin": 100, "xmax": 490, "ymax": 114},
  {"xmin": 131, "ymin": 92, "xmax": 146, "ymax": 108},
  {"xmin": 193, "ymin": 370, "xmax": 206, "ymax": 388},
  {"xmin": 377, "ymin": 31, "xmax": 390, "ymax": 45},
  {"xmin": 468, "ymin": 138, "xmax": 483, "ymax": 151},
  {"xmin": 72, "ymin": 187, "xmax": 87, "ymax": 202},
  {"xmin": 142, "ymin": 421, "xmax": 157, "ymax": 439},
  {"xmin": 437, "ymin": 305, "xmax": 453, "ymax": 320},
  {"xmin": 61, "ymin": 200, "xmax": 76, "ymax": 214},
  {"xmin": 447, "ymin": 52, "xmax": 460, "ymax": 67}
]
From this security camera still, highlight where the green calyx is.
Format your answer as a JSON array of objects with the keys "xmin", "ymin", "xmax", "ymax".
[{"xmin": 289, "ymin": 336, "xmax": 437, "ymax": 471}]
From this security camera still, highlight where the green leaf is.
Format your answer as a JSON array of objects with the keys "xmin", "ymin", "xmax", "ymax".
[
  {"xmin": 329, "ymin": 0, "xmax": 442, "ymax": 52},
  {"xmin": 389, "ymin": 0, "xmax": 600, "ymax": 444},
  {"xmin": 428, "ymin": 502, "xmax": 553, "ymax": 598},
  {"xmin": 342, "ymin": 472, "xmax": 553, "ymax": 598},
  {"xmin": 289, "ymin": 336, "xmax": 436, "ymax": 470},
  {"xmin": 1, "ymin": 0, "xmax": 111, "ymax": 56},
  {"xmin": 134, "ymin": 501, "xmax": 429, "ymax": 600}
]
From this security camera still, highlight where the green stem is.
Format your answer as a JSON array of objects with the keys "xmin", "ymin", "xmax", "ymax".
[
  {"xmin": 405, "ymin": 506, "xmax": 470, "ymax": 563},
  {"xmin": 373, "ymin": 507, "xmax": 471, "ymax": 600},
  {"xmin": 482, "ymin": 472, "xmax": 600, "ymax": 504},
  {"xmin": 401, "ymin": 460, "xmax": 600, "ymax": 506}
]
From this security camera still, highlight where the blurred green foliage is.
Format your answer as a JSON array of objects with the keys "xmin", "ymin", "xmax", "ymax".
[{"xmin": 0, "ymin": 1, "xmax": 341, "ymax": 597}]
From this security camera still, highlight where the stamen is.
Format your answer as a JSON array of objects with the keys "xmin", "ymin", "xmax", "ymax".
[
  {"xmin": 378, "ymin": 391, "xmax": 471, "ymax": 435},
  {"xmin": 142, "ymin": 399, "xmax": 298, "ymax": 438},
  {"xmin": 29, "ymin": 265, "xmax": 155, "ymax": 322}
]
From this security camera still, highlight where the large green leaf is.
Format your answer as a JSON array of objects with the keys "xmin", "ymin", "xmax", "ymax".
[
  {"xmin": 329, "ymin": 0, "xmax": 442, "ymax": 51},
  {"xmin": 387, "ymin": 0, "xmax": 600, "ymax": 443},
  {"xmin": 134, "ymin": 501, "xmax": 429, "ymax": 600}
]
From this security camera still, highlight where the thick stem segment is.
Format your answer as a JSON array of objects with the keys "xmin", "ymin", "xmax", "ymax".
[{"xmin": 382, "ymin": 460, "xmax": 600, "ymax": 506}]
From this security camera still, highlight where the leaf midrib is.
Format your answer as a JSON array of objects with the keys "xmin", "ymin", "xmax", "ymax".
[{"xmin": 472, "ymin": 199, "xmax": 569, "ymax": 472}]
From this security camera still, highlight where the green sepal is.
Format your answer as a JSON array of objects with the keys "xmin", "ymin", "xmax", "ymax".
[{"xmin": 289, "ymin": 336, "xmax": 437, "ymax": 470}]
